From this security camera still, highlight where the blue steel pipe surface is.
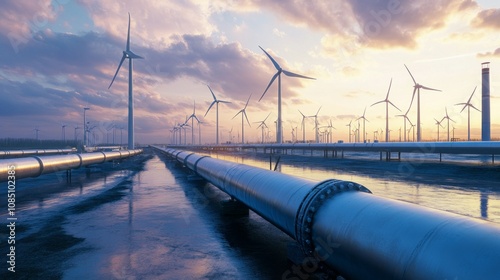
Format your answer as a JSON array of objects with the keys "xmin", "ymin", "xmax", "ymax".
[{"xmin": 153, "ymin": 146, "xmax": 500, "ymax": 279}]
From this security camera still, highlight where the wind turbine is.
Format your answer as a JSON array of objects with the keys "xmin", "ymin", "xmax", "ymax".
[
  {"xmin": 404, "ymin": 64, "xmax": 441, "ymax": 142},
  {"xmin": 441, "ymin": 107, "xmax": 455, "ymax": 142},
  {"xmin": 204, "ymin": 85, "xmax": 231, "ymax": 145},
  {"xmin": 326, "ymin": 119, "xmax": 336, "ymax": 143},
  {"xmin": 299, "ymin": 110, "xmax": 309, "ymax": 143},
  {"xmin": 356, "ymin": 108, "xmax": 369, "ymax": 143},
  {"xmin": 108, "ymin": 13, "xmax": 143, "ymax": 150},
  {"xmin": 187, "ymin": 101, "xmax": 201, "ymax": 145},
  {"xmin": 61, "ymin": 124, "xmax": 67, "ymax": 142},
  {"xmin": 309, "ymin": 106, "xmax": 322, "ymax": 143},
  {"xmin": 346, "ymin": 120, "xmax": 352, "ymax": 143},
  {"xmin": 455, "ymin": 86, "xmax": 480, "ymax": 141},
  {"xmin": 396, "ymin": 110, "xmax": 413, "ymax": 142},
  {"xmin": 232, "ymin": 93, "xmax": 252, "ymax": 144},
  {"xmin": 371, "ymin": 78, "xmax": 401, "ymax": 142},
  {"xmin": 434, "ymin": 118, "xmax": 444, "ymax": 141},
  {"xmin": 258, "ymin": 46, "xmax": 315, "ymax": 144},
  {"xmin": 228, "ymin": 127, "xmax": 234, "ymax": 143},
  {"xmin": 254, "ymin": 113, "xmax": 271, "ymax": 144}
]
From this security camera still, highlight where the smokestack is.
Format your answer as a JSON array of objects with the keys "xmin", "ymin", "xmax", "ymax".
[{"xmin": 482, "ymin": 62, "xmax": 490, "ymax": 141}]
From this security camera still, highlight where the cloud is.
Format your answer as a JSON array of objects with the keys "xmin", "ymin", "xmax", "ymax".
[
  {"xmin": 77, "ymin": 0, "xmax": 216, "ymax": 48},
  {"xmin": 0, "ymin": 0, "xmax": 59, "ymax": 52},
  {"xmin": 273, "ymin": 28, "xmax": 285, "ymax": 38},
  {"xmin": 472, "ymin": 8, "xmax": 500, "ymax": 30},
  {"xmin": 477, "ymin": 48, "xmax": 500, "ymax": 58},
  {"xmin": 219, "ymin": 0, "xmax": 477, "ymax": 50}
]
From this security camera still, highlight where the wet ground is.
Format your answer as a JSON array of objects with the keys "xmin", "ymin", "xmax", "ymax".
[{"xmin": 1, "ymin": 147, "xmax": 499, "ymax": 279}]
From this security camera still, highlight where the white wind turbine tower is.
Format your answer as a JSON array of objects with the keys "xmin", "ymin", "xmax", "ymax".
[
  {"xmin": 346, "ymin": 120, "xmax": 352, "ymax": 143},
  {"xmin": 108, "ymin": 13, "xmax": 143, "ymax": 150},
  {"xmin": 326, "ymin": 119, "xmax": 336, "ymax": 143},
  {"xmin": 299, "ymin": 110, "xmax": 309, "ymax": 143},
  {"xmin": 309, "ymin": 106, "xmax": 322, "ymax": 143},
  {"xmin": 258, "ymin": 46, "xmax": 315, "ymax": 144},
  {"xmin": 187, "ymin": 101, "xmax": 201, "ymax": 145},
  {"xmin": 232, "ymin": 93, "xmax": 252, "ymax": 144},
  {"xmin": 356, "ymin": 108, "xmax": 369, "ymax": 143},
  {"xmin": 404, "ymin": 64, "xmax": 441, "ymax": 142},
  {"xmin": 396, "ymin": 103, "xmax": 413, "ymax": 142},
  {"xmin": 204, "ymin": 85, "xmax": 231, "ymax": 145},
  {"xmin": 455, "ymin": 86, "xmax": 480, "ymax": 141},
  {"xmin": 434, "ymin": 118, "xmax": 444, "ymax": 141},
  {"xmin": 441, "ymin": 107, "xmax": 455, "ymax": 142},
  {"xmin": 254, "ymin": 113, "xmax": 271, "ymax": 144},
  {"xmin": 371, "ymin": 78, "xmax": 401, "ymax": 142}
]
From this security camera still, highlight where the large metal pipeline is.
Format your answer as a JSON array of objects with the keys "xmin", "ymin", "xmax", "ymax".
[
  {"xmin": 153, "ymin": 146, "xmax": 500, "ymax": 279},
  {"xmin": 0, "ymin": 149, "xmax": 142, "ymax": 181},
  {"xmin": 0, "ymin": 148, "xmax": 76, "ymax": 158}
]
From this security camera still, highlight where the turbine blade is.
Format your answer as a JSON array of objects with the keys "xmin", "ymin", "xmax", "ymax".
[
  {"xmin": 108, "ymin": 54, "xmax": 126, "ymax": 89},
  {"xmin": 259, "ymin": 46, "xmax": 281, "ymax": 71},
  {"xmin": 470, "ymin": 104, "xmax": 481, "ymax": 112},
  {"xmin": 127, "ymin": 13, "xmax": 131, "ymax": 52},
  {"xmin": 263, "ymin": 112, "xmax": 271, "ymax": 122},
  {"xmin": 232, "ymin": 110, "xmax": 242, "ymax": 120},
  {"xmin": 259, "ymin": 72, "xmax": 279, "ymax": 101},
  {"xmin": 404, "ymin": 64, "xmax": 417, "ymax": 85},
  {"xmin": 282, "ymin": 69, "xmax": 315, "ymax": 80},
  {"xmin": 407, "ymin": 87, "xmax": 418, "ymax": 114},
  {"xmin": 244, "ymin": 93, "xmax": 252, "ymax": 109},
  {"xmin": 243, "ymin": 111, "xmax": 251, "ymax": 126},
  {"xmin": 386, "ymin": 78, "xmax": 393, "ymax": 99},
  {"xmin": 219, "ymin": 100, "xmax": 231, "ymax": 104},
  {"xmin": 126, "ymin": 50, "xmax": 143, "ymax": 59},
  {"xmin": 459, "ymin": 104, "xmax": 467, "ymax": 113},
  {"xmin": 316, "ymin": 106, "xmax": 322, "ymax": 116},
  {"xmin": 204, "ymin": 101, "xmax": 216, "ymax": 117},
  {"xmin": 467, "ymin": 86, "xmax": 477, "ymax": 103},
  {"xmin": 421, "ymin": 85, "xmax": 441, "ymax": 92},
  {"xmin": 298, "ymin": 109, "xmax": 305, "ymax": 118},
  {"xmin": 388, "ymin": 100, "xmax": 401, "ymax": 111},
  {"xmin": 371, "ymin": 100, "xmax": 385, "ymax": 107},
  {"xmin": 207, "ymin": 85, "xmax": 217, "ymax": 101}
]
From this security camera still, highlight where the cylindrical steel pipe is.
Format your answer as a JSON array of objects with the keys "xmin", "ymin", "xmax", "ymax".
[
  {"xmin": 0, "ymin": 148, "xmax": 76, "ymax": 158},
  {"xmin": 153, "ymin": 146, "xmax": 500, "ymax": 279},
  {"xmin": 0, "ymin": 149, "xmax": 143, "ymax": 181}
]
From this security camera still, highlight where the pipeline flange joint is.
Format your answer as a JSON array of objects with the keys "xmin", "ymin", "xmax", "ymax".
[{"xmin": 295, "ymin": 179, "xmax": 371, "ymax": 256}]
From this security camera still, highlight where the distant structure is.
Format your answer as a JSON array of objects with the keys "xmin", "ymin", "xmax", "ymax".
[{"xmin": 482, "ymin": 62, "xmax": 490, "ymax": 141}]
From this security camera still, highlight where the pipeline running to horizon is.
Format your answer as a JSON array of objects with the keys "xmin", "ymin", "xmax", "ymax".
[{"xmin": 152, "ymin": 145, "xmax": 500, "ymax": 280}]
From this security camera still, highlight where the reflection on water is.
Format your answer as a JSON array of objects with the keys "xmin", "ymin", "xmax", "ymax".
[{"xmin": 208, "ymin": 151, "xmax": 500, "ymax": 224}]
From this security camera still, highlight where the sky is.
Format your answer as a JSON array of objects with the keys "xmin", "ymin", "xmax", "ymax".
[{"xmin": 0, "ymin": 0, "xmax": 499, "ymax": 145}]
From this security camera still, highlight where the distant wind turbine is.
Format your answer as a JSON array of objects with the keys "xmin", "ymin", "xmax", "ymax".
[
  {"xmin": 396, "ymin": 101, "xmax": 414, "ymax": 142},
  {"xmin": 232, "ymin": 93, "xmax": 252, "ymax": 144},
  {"xmin": 187, "ymin": 101, "xmax": 201, "ymax": 145},
  {"xmin": 404, "ymin": 64, "xmax": 441, "ymax": 142},
  {"xmin": 455, "ymin": 86, "xmax": 480, "ymax": 141},
  {"xmin": 346, "ymin": 120, "xmax": 352, "ymax": 143},
  {"xmin": 204, "ymin": 85, "xmax": 231, "ymax": 145},
  {"xmin": 298, "ymin": 110, "xmax": 309, "ymax": 143},
  {"xmin": 309, "ymin": 106, "xmax": 322, "ymax": 143},
  {"xmin": 434, "ymin": 118, "xmax": 444, "ymax": 141},
  {"xmin": 254, "ymin": 113, "xmax": 271, "ymax": 144},
  {"xmin": 356, "ymin": 108, "xmax": 369, "ymax": 143},
  {"xmin": 258, "ymin": 46, "xmax": 315, "ymax": 144},
  {"xmin": 371, "ymin": 78, "xmax": 401, "ymax": 142},
  {"xmin": 441, "ymin": 107, "xmax": 455, "ymax": 142},
  {"xmin": 108, "ymin": 13, "xmax": 143, "ymax": 150}
]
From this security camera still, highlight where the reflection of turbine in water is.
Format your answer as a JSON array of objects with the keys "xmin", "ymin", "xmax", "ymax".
[{"xmin": 480, "ymin": 190, "xmax": 488, "ymax": 219}]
